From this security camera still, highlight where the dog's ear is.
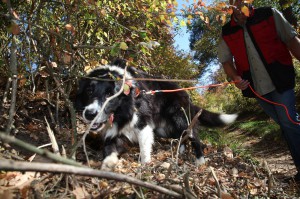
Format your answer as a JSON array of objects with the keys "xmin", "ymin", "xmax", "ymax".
[
  {"xmin": 111, "ymin": 59, "xmax": 127, "ymax": 68},
  {"xmin": 77, "ymin": 78, "xmax": 87, "ymax": 95}
]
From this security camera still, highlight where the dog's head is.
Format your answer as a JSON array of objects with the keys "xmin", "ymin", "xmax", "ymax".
[{"xmin": 75, "ymin": 65, "xmax": 135, "ymax": 132}]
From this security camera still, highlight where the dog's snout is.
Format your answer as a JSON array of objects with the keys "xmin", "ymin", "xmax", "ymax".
[
  {"xmin": 82, "ymin": 100, "xmax": 101, "ymax": 121},
  {"xmin": 84, "ymin": 110, "xmax": 97, "ymax": 121}
]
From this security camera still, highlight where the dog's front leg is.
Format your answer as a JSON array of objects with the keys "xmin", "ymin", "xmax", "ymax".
[
  {"xmin": 138, "ymin": 125, "xmax": 154, "ymax": 163},
  {"xmin": 101, "ymin": 151, "xmax": 119, "ymax": 171},
  {"xmin": 101, "ymin": 137, "xmax": 127, "ymax": 171}
]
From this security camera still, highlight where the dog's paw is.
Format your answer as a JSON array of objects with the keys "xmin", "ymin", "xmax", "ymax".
[
  {"xmin": 195, "ymin": 156, "xmax": 206, "ymax": 166},
  {"xmin": 101, "ymin": 152, "xmax": 119, "ymax": 171},
  {"xmin": 140, "ymin": 155, "xmax": 151, "ymax": 164}
]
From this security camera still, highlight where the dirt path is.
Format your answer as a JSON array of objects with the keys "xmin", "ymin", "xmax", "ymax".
[{"xmin": 230, "ymin": 128, "xmax": 297, "ymax": 181}]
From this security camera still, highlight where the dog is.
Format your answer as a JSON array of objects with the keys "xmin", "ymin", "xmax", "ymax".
[{"xmin": 75, "ymin": 60, "xmax": 237, "ymax": 170}]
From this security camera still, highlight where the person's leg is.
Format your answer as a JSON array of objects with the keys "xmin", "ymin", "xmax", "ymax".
[{"xmin": 256, "ymin": 89, "xmax": 300, "ymax": 176}]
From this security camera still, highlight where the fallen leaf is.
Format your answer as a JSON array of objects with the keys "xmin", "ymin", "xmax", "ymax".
[
  {"xmin": 11, "ymin": 23, "xmax": 20, "ymax": 35},
  {"xmin": 156, "ymin": 173, "xmax": 165, "ymax": 181},
  {"xmin": 223, "ymin": 146, "xmax": 233, "ymax": 159},
  {"xmin": 119, "ymin": 42, "xmax": 128, "ymax": 50},
  {"xmin": 221, "ymin": 192, "xmax": 234, "ymax": 199},
  {"xmin": 72, "ymin": 186, "xmax": 90, "ymax": 199},
  {"xmin": 0, "ymin": 190, "xmax": 15, "ymax": 199}
]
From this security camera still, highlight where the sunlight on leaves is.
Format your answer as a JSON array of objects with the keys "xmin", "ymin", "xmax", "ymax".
[{"xmin": 180, "ymin": 20, "xmax": 186, "ymax": 27}]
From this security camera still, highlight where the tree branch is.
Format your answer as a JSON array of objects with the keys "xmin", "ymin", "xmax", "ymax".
[
  {"xmin": 0, "ymin": 132, "xmax": 82, "ymax": 167},
  {"xmin": 0, "ymin": 159, "xmax": 182, "ymax": 198},
  {"xmin": 5, "ymin": 29, "xmax": 18, "ymax": 134}
]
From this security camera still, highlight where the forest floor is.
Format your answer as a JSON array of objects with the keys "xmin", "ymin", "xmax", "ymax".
[{"xmin": 0, "ymin": 98, "xmax": 300, "ymax": 198}]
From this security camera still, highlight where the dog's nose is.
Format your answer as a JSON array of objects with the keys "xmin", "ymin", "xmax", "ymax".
[{"xmin": 84, "ymin": 110, "xmax": 97, "ymax": 121}]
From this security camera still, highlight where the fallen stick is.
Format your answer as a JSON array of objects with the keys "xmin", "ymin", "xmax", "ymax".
[
  {"xmin": 210, "ymin": 166, "xmax": 221, "ymax": 198},
  {"xmin": 0, "ymin": 132, "xmax": 82, "ymax": 167},
  {"xmin": 45, "ymin": 117, "xmax": 60, "ymax": 155},
  {"xmin": 0, "ymin": 159, "xmax": 182, "ymax": 198}
]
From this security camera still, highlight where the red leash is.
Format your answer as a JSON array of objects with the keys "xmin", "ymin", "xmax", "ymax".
[
  {"xmin": 143, "ymin": 81, "xmax": 238, "ymax": 95},
  {"xmin": 143, "ymin": 80, "xmax": 300, "ymax": 125},
  {"xmin": 248, "ymin": 85, "xmax": 300, "ymax": 125}
]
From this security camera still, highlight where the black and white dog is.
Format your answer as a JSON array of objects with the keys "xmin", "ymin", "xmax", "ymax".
[{"xmin": 76, "ymin": 60, "xmax": 237, "ymax": 170}]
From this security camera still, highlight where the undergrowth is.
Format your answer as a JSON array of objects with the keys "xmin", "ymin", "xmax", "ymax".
[{"xmin": 199, "ymin": 114, "xmax": 281, "ymax": 164}]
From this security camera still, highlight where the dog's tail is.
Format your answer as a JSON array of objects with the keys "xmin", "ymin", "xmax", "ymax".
[{"xmin": 194, "ymin": 106, "xmax": 238, "ymax": 127}]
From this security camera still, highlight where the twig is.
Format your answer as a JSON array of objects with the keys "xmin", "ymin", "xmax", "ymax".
[
  {"xmin": 183, "ymin": 172, "xmax": 197, "ymax": 199},
  {"xmin": 165, "ymin": 184, "xmax": 183, "ymax": 194},
  {"xmin": 55, "ymin": 93, "xmax": 60, "ymax": 129},
  {"xmin": 166, "ymin": 184, "xmax": 197, "ymax": 199},
  {"xmin": 73, "ymin": 44, "xmax": 112, "ymax": 50},
  {"xmin": 250, "ymin": 160, "xmax": 259, "ymax": 178},
  {"xmin": 45, "ymin": 62, "xmax": 78, "ymax": 149},
  {"xmin": 2, "ymin": 77, "xmax": 11, "ymax": 105},
  {"xmin": 0, "ymin": 159, "xmax": 182, "ymax": 198},
  {"xmin": 0, "ymin": 132, "xmax": 82, "ymax": 167},
  {"xmin": 45, "ymin": 117, "xmax": 60, "ymax": 155},
  {"xmin": 163, "ymin": 162, "xmax": 173, "ymax": 184},
  {"xmin": 28, "ymin": 143, "xmax": 52, "ymax": 162},
  {"xmin": 262, "ymin": 160, "xmax": 275, "ymax": 197},
  {"xmin": 131, "ymin": 186, "xmax": 143, "ymax": 199},
  {"xmin": 210, "ymin": 166, "xmax": 222, "ymax": 198},
  {"xmin": 5, "ymin": 36, "xmax": 18, "ymax": 134},
  {"xmin": 61, "ymin": 145, "xmax": 66, "ymax": 158},
  {"xmin": 175, "ymin": 109, "xmax": 203, "ymax": 165}
]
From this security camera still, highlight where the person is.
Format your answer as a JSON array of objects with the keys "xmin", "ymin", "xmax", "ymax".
[{"xmin": 218, "ymin": 0, "xmax": 300, "ymax": 183}]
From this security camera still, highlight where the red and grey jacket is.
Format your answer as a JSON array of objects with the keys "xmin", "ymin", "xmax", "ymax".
[{"xmin": 222, "ymin": 7, "xmax": 295, "ymax": 97}]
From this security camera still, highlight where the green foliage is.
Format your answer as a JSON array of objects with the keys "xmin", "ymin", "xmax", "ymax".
[
  {"xmin": 150, "ymin": 47, "xmax": 199, "ymax": 79},
  {"xmin": 237, "ymin": 121, "xmax": 280, "ymax": 137},
  {"xmin": 186, "ymin": 5, "xmax": 224, "ymax": 76}
]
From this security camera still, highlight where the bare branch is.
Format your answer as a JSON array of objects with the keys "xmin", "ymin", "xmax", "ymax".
[
  {"xmin": 5, "ymin": 37, "xmax": 18, "ymax": 134},
  {"xmin": 0, "ymin": 159, "xmax": 182, "ymax": 198},
  {"xmin": 0, "ymin": 132, "xmax": 82, "ymax": 167}
]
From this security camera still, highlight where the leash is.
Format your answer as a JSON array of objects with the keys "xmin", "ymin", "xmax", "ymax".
[
  {"xmin": 142, "ymin": 80, "xmax": 300, "ymax": 125},
  {"xmin": 248, "ymin": 85, "xmax": 300, "ymax": 125},
  {"xmin": 142, "ymin": 81, "xmax": 238, "ymax": 95}
]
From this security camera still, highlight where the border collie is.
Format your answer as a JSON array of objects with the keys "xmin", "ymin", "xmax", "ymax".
[{"xmin": 75, "ymin": 60, "xmax": 237, "ymax": 170}]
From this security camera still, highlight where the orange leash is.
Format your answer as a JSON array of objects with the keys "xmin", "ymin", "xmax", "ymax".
[
  {"xmin": 143, "ymin": 80, "xmax": 300, "ymax": 125},
  {"xmin": 248, "ymin": 85, "xmax": 300, "ymax": 125},
  {"xmin": 143, "ymin": 81, "xmax": 238, "ymax": 95}
]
